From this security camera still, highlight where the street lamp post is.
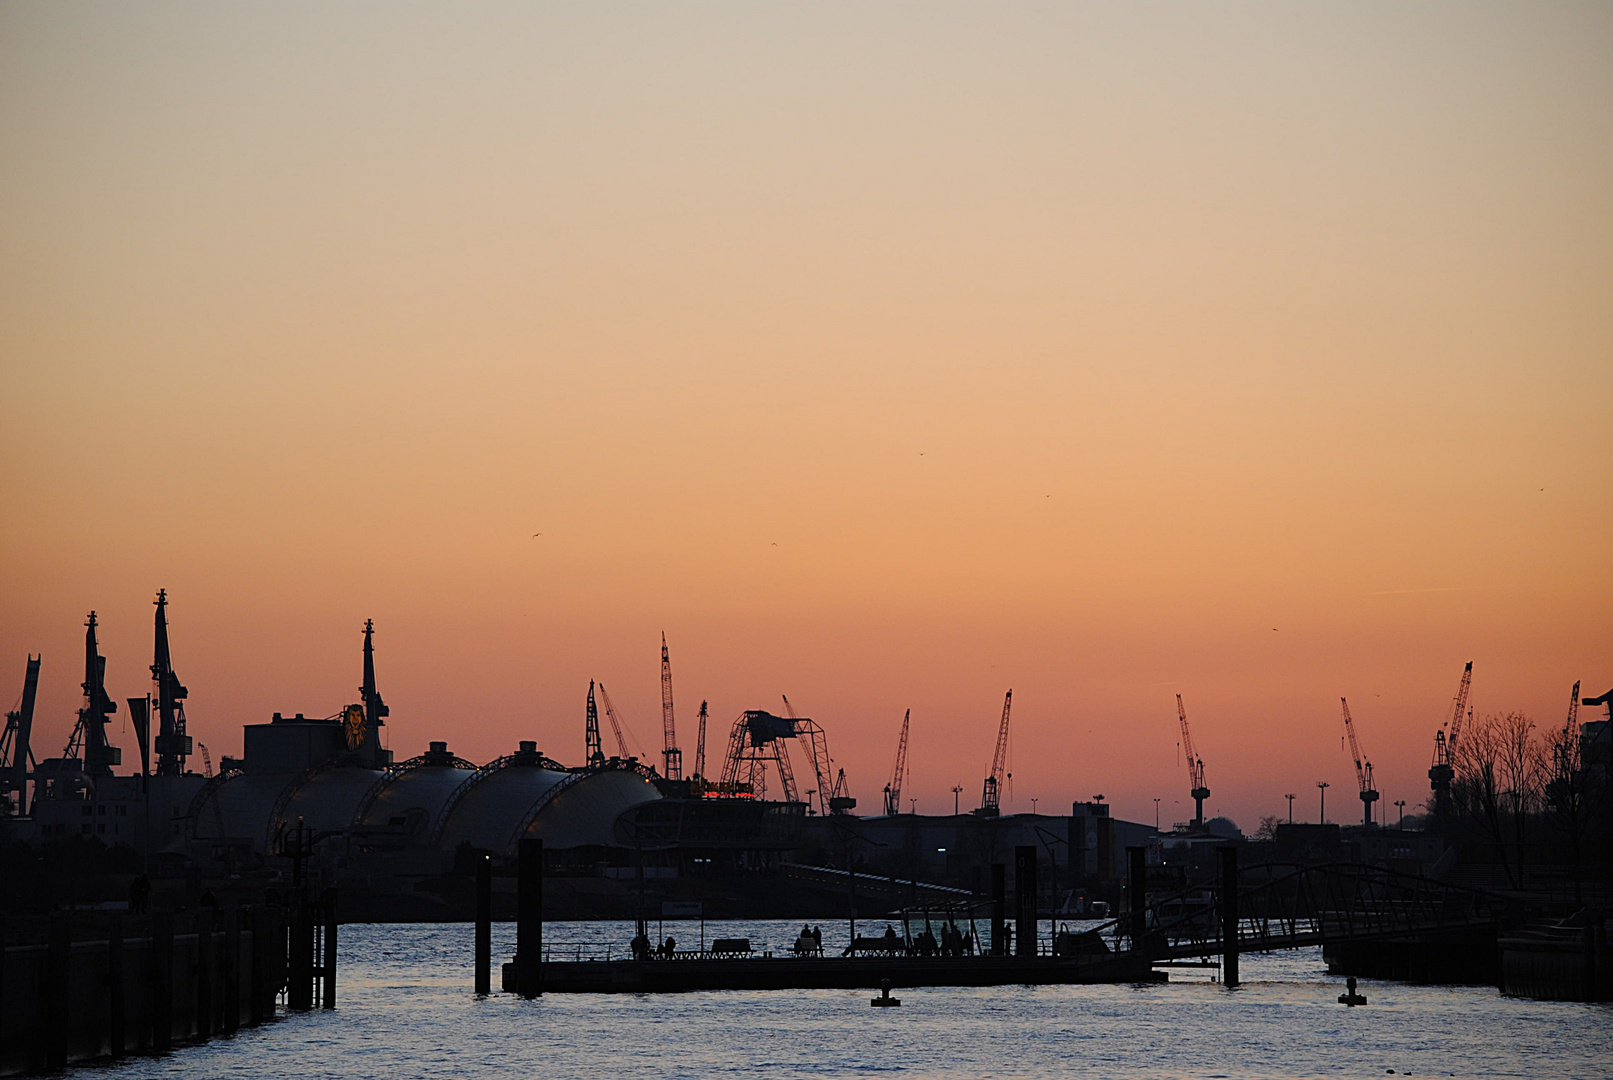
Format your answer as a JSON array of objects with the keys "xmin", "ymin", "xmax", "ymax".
[
  {"xmin": 1030, "ymin": 798, "xmax": 1038, "ymax": 815},
  {"xmin": 1317, "ymin": 781, "xmax": 1330, "ymax": 824},
  {"xmin": 952, "ymin": 785, "xmax": 963, "ymax": 815},
  {"xmin": 1285, "ymin": 793, "xmax": 1296, "ymax": 823},
  {"xmin": 1394, "ymin": 799, "xmax": 1406, "ymax": 829}
]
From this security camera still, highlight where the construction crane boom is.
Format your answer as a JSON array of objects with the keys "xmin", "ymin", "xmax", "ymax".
[
  {"xmin": 1176, "ymin": 694, "xmax": 1210, "ymax": 829},
  {"xmin": 1445, "ymin": 661, "xmax": 1474, "ymax": 759},
  {"xmin": 1341, "ymin": 697, "xmax": 1379, "ymax": 826},
  {"xmin": 594, "ymin": 682, "xmax": 632, "ymax": 760},
  {"xmin": 660, "ymin": 633, "xmax": 682, "ymax": 780},
  {"xmin": 978, "ymin": 690, "xmax": 1012, "ymax": 816},
  {"xmin": 884, "ymin": 709, "xmax": 910, "ymax": 816}
]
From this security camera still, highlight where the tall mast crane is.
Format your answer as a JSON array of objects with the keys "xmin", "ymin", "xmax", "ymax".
[
  {"xmin": 585, "ymin": 681, "xmax": 605, "ymax": 767},
  {"xmin": 694, "ymin": 700, "xmax": 709, "ymax": 780},
  {"xmin": 594, "ymin": 682, "xmax": 634, "ymax": 760},
  {"xmin": 884, "ymin": 709, "xmax": 910, "ymax": 816},
  {"xmin": 977, "ymin": 690, "xmax": 1012, "ymax": 816},
  {"xmin": 65, "ymin": 612, "xmax": 120, "ymax": 777},
  {"xmin": 1428, "ymin": 661, "xmax": 1473, "ymax": 812},
  {"xmin": 660, "ymin": 633, "xmax": 682, "ymax": 780},
  {"xmin": 151, "ymin": 590, "xmax": 192, "ymax": 775},
  {"xmin": 1341, "ymin": 698, "xmax": 1379, "ymax": 827},
  {"xmin": 1176, "ymin": 694, "xmax": 1210, "ymax": 829}
]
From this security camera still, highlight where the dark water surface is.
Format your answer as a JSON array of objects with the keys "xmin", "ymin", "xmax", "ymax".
[{"xmin": 101, "ymin": 921, "xmax": 1607, "ymax": 1080}]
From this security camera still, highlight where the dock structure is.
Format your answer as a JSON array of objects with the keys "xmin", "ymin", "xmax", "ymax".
[{"xmin": 501, "ymin": 950, "xmax": 1161, "ymax": 994}]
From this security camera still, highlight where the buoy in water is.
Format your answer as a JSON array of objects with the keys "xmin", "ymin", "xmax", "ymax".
[
  {"xmin": 871, "ymin": 979, "xmax": 901, "ymax": 1007},
  {"xmin": 1338, "ymin": 975, "xmax": 1368, "ymax": 1006}
]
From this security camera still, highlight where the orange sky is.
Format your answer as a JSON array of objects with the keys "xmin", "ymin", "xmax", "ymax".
[{"xmin": 2, "ymin": 4, "xmax": 1610, "ymax": 829}]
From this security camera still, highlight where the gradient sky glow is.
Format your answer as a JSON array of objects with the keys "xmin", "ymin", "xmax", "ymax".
[{"xmin": 3, "ymin": 3, "xmax": 1610, "ymax": 829}]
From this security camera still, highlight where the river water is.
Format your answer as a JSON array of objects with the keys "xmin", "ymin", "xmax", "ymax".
[{"xmin": 100, "ymin": 920, "xmax": 1607, "ymax": 1080}]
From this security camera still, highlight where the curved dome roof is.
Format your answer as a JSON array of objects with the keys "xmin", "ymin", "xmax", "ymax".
[
  {"xmin": 275, "ymin": 765, "xmax": 387, "ymax": 848},
  {"xmin": 355, "ymin": 764, "xmax": 472, "ymax": 837},
  {"xmin": 522, "ymin": 768, "xmax": 662, "ymax": 851},
  {"xmin": 189, "ymin": 772, "xmax": 283, "ymax": 852}
]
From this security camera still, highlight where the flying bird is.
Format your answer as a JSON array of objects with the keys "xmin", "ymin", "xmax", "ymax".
[{"xmin": 532, "ymin": 533, "xmax": 543, "ymax": 538}]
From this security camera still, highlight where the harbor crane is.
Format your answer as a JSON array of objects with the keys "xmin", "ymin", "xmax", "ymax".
[
  {"xmin": 976, "ymin": 690, "xmax": 1012, "ymax": 816},
  {"xmin": 1428, "ymin": 661, "xmax": 1473, "ymax": 811},
  {"xmin": 151, "ymin": 590, "xmax": 193, "ymax": 775},
  {"xmin": 1176, "ymin": 694, "xmax": 1210, "ymax": 829},
  {"xmin": 660, "ymin": 633, "xmax": 682, "ymax": 781},
  {"xmin": 1340, "ymin": 698, "xmax": 1378, "ymax": 827},
  {"xmin": 883, "ymin": 709, "xmax": 911, "ymax": 816},
  {"xmin": 2, "ymin": 656, "xmax": 40, "ymax": 816}
]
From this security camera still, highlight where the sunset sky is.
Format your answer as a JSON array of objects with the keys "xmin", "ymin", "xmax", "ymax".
[{"xmin": 2, "ymin": 4, "xmax": 1609, "ymax": 830}]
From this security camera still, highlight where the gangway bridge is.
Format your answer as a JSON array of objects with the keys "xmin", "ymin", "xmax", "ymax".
[{"xmin": 1094, "ymin": 858, "xmax": 1502, "ymax": 983}]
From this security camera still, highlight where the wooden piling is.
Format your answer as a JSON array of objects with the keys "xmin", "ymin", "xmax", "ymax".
[
  {"xmin": 108, "ymin": 913, "xmax": 125, "ymax": 1058},
  {"xmin": 223, "ymin": 909, "xmax": 241, "ymax": 1035},
  {"xmin": 475, "ymin": 854, "xmax": 492, "ymax": 996},
  {"xmin": 322, "ymin": 888, "xmax": 338, "ymax": 1009},
  {"xmin": 1015, "ymin": 846, "xmax": 1037, "ymax": 958},
  {"xmin": 289, "ymin": 893, "xmax": 313, "ymax": 1011},
  {"xmin": 517, "ymin": 838, "xmax": 543, "ymax": 997},
  {"xmin": 150, "ymin": 910, "xmax": 174, "ymax": 1052},
  {"xmin": 196, "ymin": 909, "xmax": 214, "ymax": 1040},
  {"xmin": 990, "ymin": 863, "xmax": 1006, "ymax": 956},
  {"xmin": 44, "ymin": 914, "xmax": 69, "ymax": 1070},
  {"xmin": 1127, "ymin": 845, "xmax": 1147, "ymax": 952},
  {"xmin": 1220, "ymin": 845, "xmax": 1239, "ymax": 988}
]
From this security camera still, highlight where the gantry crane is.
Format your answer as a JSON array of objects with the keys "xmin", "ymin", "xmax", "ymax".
[
  {"xmin": 1176, "ymin": 694, "xmax": 1210, "ymax": 829},
  {"xmin": 594, "ymin": 682, "xmax": 633, "ymax": 760},
  {"xmin": 884, "ymin": 709, "xmax": 911, "ymax": 816},
  {"xmin": 1341, "ymin": 698, "xmax": 1379, "ymax": 827},
  {"xmin": 660, "ymin": 633, "xmax": 682, "ymax": 781},
  {"xmin": 1428, "ymin": 661, "xmax": 1473, "ymax": 812},
  {"xmin": 977, "ymin": 690, "xmax": 1012, "ymax": 816}
]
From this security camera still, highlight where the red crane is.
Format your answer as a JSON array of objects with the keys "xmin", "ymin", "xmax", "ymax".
[
  {"xmin": 660, "ymin": 633, "xmax": 682, "ymax": 780},
  {"xmin": 1341, "ymin": 697, "xmax": 1379, "ymax": 827},
  {"xmin": 978, "ymin": 690, "xmax": 1012, "ymax": 816},
  {"xmin": 884, "ymin": 709, "xmax": 911, "ymax": 816},
  {"xmin": 1176, "ymin": 695, "xmax": 1210, "ymax": 829}
]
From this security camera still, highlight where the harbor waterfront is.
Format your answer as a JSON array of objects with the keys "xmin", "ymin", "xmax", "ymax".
[{"xmin": 95, "ymin": 921, "xmax": 1610, "ymax": 1080}]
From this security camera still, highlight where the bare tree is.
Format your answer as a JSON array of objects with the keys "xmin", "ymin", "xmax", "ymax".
[{"xmin": 1454, "ymin": 711, "xmax": 1544, "ymax": 887}]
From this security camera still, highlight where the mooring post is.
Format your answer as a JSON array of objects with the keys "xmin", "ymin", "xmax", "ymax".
[
  {"xmin": 44, "ymin": 913, "xmax": 69, "ymax": 1070},
  {"xmin": 475, "ymin": 854, "xmax": 492, "ymax": 996},
  {"xmin": 108, "ymin": 912, "xmax": 126, "ymax": 1058},
  {"xmin": 1127, "ymin": 846, "xmax": 1147, "ymax": 953},
  {"xmin": 196, "ymin": 908, "xmax": 214, "ymax": 1040},
  {"xmin": 1220, "ymin": 845, "xmax": 1239, "ymax": 988},
  {"xmin": 151, "ymin": 909, "xmax": 174, "ymax": 1052},
  {"xmin": 223, "ymin": 909, "xmax": 241, "ymax": 1035},
  {"xmin": 990, "ymin": 863, "xmax": 1006, "ymax": 956},
  {"xmin": 288, "ymin": 892, "xmax": 313, "ymax": 1011},
  {"xmin": 322, "ymin": 887, "xmax": 338, "ymax": 1009},
  {"xmin": 517, "ymin": 838, "xmax": 543, "ymax": 997},
  {"xmin": 1015, "ymin": 846, "xmax": 1037, "ymax": 958}
]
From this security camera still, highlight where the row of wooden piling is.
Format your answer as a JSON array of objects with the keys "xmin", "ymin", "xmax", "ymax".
[{"xmin": 0, "ymin": 888, "xmax": 335, "ymax": 1076}]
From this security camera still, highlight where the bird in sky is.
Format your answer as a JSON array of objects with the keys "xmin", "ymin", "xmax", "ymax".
[{"xmin": 532, "ymin": 533, "xmax": 543, "ymax": 538}]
